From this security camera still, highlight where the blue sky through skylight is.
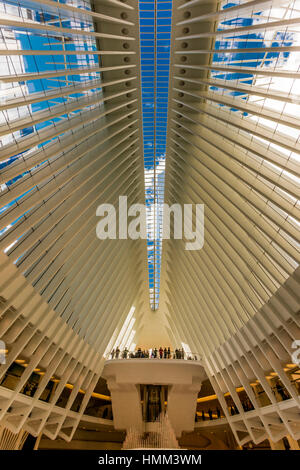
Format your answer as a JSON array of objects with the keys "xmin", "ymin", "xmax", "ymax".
[{"xmin": 139, "ymin": 0, "xmax": 172, "ymax": 310}]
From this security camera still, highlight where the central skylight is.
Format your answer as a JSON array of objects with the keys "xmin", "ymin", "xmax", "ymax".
[{"xmin": 139, "ymin": 0, "xmax": 172, "ymax": 310}]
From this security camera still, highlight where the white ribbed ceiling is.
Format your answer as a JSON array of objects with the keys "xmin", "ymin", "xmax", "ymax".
[{"xmin": 0, "ymin": 0, "xmax": 299, "ymax": 447}]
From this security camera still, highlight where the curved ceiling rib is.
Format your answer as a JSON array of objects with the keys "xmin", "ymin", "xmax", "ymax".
[
  {"xmin": 0, "ymin": 0, "xmax": 149, "ymax": 441},
  {"xmin": 0, "ymin": 0, "xmax": 147, "ymax": 353}
]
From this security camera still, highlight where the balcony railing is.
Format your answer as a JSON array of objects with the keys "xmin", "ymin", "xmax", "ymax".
[{"xmin": 106, "ymin": 348, "xmax": 202, "ymax": 361}]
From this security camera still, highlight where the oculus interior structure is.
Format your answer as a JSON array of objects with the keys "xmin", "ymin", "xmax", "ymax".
[{"xmin": 0, "ymin": 0, "xmax": 299, "ymax": 451}]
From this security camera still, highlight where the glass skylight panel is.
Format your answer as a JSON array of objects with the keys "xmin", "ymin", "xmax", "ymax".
[{"xmin": 139, "ymin": 0, "xmax": 172, "ymax": 310}]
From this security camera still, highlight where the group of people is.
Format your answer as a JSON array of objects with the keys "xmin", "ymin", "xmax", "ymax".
[
  {"xmin": 229, "ymin": 398, "xmax": 255, "ymax": 415},
  {"xmin": 110, "ymin": 347, "xmax": 198, "ymax": 361},
  {"xmin": 198, "ymin": 398, "xmax": 255, "ymax": 421},
  {"xmin": 198, "ymin": 387, "xmax": 290, "ymax": 420}
]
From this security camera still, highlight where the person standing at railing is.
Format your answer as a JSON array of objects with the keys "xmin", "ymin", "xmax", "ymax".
[
  {"xmin": 181, "ymin": 348, "xmax": 185, "ymax": 360},
  {"xmin": 115, "ymin": 347, "xmax": 120, "ymax": 359},
  {"xmin": 275, "ymin": 382, "xmax": 289, "ymax": 401},
  {"xmin": 159, "ymin": 347, "xmax": 163, "ymax": 359},
  {"xmin": 163, "ymin": 347, "xmax": 167, "ymax": 359},
  {"xmin": 167, "ymin": 347, "xmax": 171, "ymax": 359},
  {"xmin": 111, "ymin": 349, "xmax": 115, "ymax": 359}
]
